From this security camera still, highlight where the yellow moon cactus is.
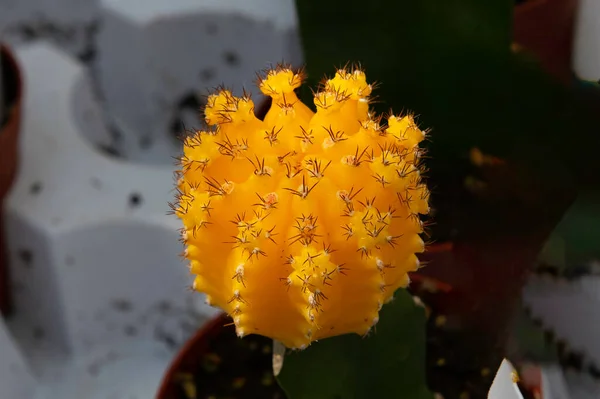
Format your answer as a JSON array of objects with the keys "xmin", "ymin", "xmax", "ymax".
[{"xmin": 173, "ymin": 65, "xmax": 430, "ymax": 349}]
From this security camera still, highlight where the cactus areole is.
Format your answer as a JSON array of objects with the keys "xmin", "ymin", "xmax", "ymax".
[{"xmin": 173, "ymin": 65, "xmax": 431, "ymax": 349}]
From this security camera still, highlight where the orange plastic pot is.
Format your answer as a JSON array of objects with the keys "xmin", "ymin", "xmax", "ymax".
[{"xmin": 0, "ymin": 43, "xmax": 23, "ymax": 316}]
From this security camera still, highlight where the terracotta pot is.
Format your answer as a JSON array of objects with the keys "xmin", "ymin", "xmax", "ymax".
[
  {"xmin": 513, "ymin": 0, "xmax": 579, "ymax": 83},
  {"xmin": 0, "ymin": 44, "xmax": 24, "ymax": 316},
  {"xmin": 155, "ymin": 313, "xmax": 229, "ymax": 399}
]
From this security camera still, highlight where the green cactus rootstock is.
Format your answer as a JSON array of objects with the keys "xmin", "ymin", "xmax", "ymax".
[{"xmin": 276, "ymin": 290, "xmax": 434, "ymax": 399}]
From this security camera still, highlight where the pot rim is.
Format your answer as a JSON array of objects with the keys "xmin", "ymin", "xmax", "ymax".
[
  {"xmin": 1, "ymin": 43, "xmax": 24, "ymax": 119},
  {"xmin": 0, "ymin": 42, "xmax": 24, "ymax": 317},
  {"xmin": 514, "ymin": 0, "xmax": 548, "ymax": 14}
]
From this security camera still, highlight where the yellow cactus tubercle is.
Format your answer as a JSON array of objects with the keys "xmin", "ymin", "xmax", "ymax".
[{"xmin": 173, "ymin": 65, "xmax": 431, "ymax": 349}]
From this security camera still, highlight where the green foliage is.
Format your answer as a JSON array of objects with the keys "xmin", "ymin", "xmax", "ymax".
[
  {"xmin": 510, "ymin": 305, "xmax": 559, "ymax": 363},
  {"xmin": 284, "ymin": 0, "xmax": 600, "ymax": 397},
  {"xmin": 277, "ymin": 290, "xmax": 433, "ymax": 399},
  {"xmin": 539, "ymin": 190, "xmax": 600, "ymax": 269},
  {"xmin": 294, "ymin": 0, "xmax": 597, "ymax": 188}
]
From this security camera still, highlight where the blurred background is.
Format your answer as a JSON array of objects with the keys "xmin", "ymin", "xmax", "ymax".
[{"xmin": 1, "ymin": 0, "xmax": 599, "ymax": 398}]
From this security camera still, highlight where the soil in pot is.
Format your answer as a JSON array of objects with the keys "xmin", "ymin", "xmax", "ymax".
[{"xmin": 162, "ymin": 317, "xmax": 286, "ymax": 399}]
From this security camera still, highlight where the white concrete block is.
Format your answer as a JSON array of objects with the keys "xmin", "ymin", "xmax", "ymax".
[
  {"xmin": 0, "ymin": 0, "xmax": 99, "ymax": 60},
  {"xmin": 523, "ymin": 275, "xmax": 600, "ymax": 367},
  {"xmin": 96, "ymin": 0, "xmax": 302, "ymax": 164},
  {"xmin": 2, "ymin": 41, "xmax": 219, "ymax": 398},
  {"xmin": 542, "ymin": 365, "xmax": 572, "ymax": 399},
  {"xmin": 0, "ymin": 318, "xmax": 37, "ymax": 399},
  {"xmin": 563, "ymin": 369, "xmax": 600, "ymax": 399},
  {"xmin": 573, "ymin": 0, "xmax": 600, "ymax": 82}
]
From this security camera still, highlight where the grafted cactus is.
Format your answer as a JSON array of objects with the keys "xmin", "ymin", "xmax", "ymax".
[{"xmin": 173, "ymin": 65, "xmax": 430, "ymax": 349}]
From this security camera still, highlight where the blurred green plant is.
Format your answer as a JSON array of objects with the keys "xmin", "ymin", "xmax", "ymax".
[
  {"xmin": 275, "ymin": 0, "xmax": 598, "ymax": 397},
  {"xmin": 509, "ymin": 304, "xmax": 559, "ymax": 364},
  {"xmin": 539, "ymin": 190, "xmax": 600, "ymax": 270},
  {"xmin": 293, "ymin": 0, "xmax": 596, "ymax": 188}
]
